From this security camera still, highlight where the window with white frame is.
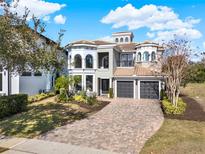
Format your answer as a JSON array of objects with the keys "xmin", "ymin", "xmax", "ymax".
[
  {"xmin": 137, "ymin": 52, "xmax": 142, "ymax": 61},
  {"xmin": 74, "ymin": 75, "xmax": 82, "ymax": 91},
  {"xmin": 85, "ymin": 54, "xmax": 93, "ymax": 68},
  {"xmin": 86, "ymin": 75, "xmax": 93, "ymax": 91},
  {"xmin": 74, "ymin": 54, "xmax": 82, "ymax": 68},
  {"xmin": 102, "ymin": 56, "xmax": 109, "ymax": 68},
  {"xmin": 151, "ymin": 52, "xmax": 156, "ymax": 61},
  {"xmin": 143, "ymin": 51, "xmax": 149, "ymax": 62}
]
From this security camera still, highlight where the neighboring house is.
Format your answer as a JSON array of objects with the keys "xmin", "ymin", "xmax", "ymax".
[
  {"xmin": 66, "ymin": 32, "xmax": 164, "ymax": 99},
  {"xmin": 0, "ymin": 34, "xmax": 65, "ymax": 96}
]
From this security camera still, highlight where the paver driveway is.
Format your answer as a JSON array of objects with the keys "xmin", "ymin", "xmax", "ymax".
[{"xmin": 39, "ymin": 99, "xmax": 164, "ymax": 154}]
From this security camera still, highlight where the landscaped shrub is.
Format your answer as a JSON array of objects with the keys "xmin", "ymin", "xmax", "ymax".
[
  {"xmin": 57, "ymin": 88, "xmax": 68, "ymax": 102},
  {"xmin": 73, "ymin": 91, "xmax": 98, "ymax": 105},
  {"xmin": 28, "ymin": 92, "xmax": 55, "ymax": 103},
  {"xmin": 0, "ymin": 94, "xmax": 28, "ymax": 119},
  {"xmin": 108, "ymin": 88, "xmax": 113, "ymax": 98},
  {"xmin": 73, "ymin": 94, "xmax": 86, "ymax": 103},
  {"xmin": 54, "ymin": 76, "xmax": 70, "ymax": 94},
  {"xmin": 162, "ymin": 97, "xmax": 186, "ymax": 115}
]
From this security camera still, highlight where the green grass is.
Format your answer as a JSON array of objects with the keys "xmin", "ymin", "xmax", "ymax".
[
  {"xmin": 0, "ymin": 101, "xmax": 86, "ymax": 138},
  {"xmin": 141, "ymin": 83, "xmax": 205, "ymax": 154},
  {"xmin": 141, "ymin": 119, "xmax": 205, "ymax": 154},
  {"xmin": 181, "ymin": 83, "xmax": 205, "ymax": 97}
]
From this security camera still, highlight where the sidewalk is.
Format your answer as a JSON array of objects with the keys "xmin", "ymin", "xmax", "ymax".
[{"xmin": 0, "ymin": 137, "xmax": 117, "ymax": 154}]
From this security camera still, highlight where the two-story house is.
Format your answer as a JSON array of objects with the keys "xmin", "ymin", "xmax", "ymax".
[
  {"xmin": 0, "ymin": 33, "xmax": 65, "ymax": 96},
  {"xmin": 66, "ymin": 32, "xmax": 164, "ymax": 99}
]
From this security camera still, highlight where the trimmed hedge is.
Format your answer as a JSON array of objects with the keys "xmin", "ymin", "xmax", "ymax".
[
  {"xmin": 0, "ymin": 94, "xmax": 28, "ymax": 119},
  {"xmin": 162, "ymin": 97, "xmax": 186, "ymax": 115}
]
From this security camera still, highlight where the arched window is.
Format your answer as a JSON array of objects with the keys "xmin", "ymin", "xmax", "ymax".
[
  {"xmin": 102, "ymin": 56, "xmax": 109, "ymax": 68},
  {"xmin": 151, "ymin": 52, "xmax": 156, "ymax": 61},
  {"xmin": 125, "ymin": 37, "xmax": 129, "ymax": 42},
  {"xmin": 137, "ymin": 52, "xmax": 141, "ymax": 61},
  {"xmin": 115, "ymin": 38, "xmax": 119, "ymax": 43},
  {"xmin": 85, "ymin": 54, "xmax": 93, "ymax": 68},
  {"xmin": 143, "ymin": 52, "xmax": 149, "ymax": 62},
  {"xmin": 120, "ymin": 37, "xmax": 123, "ymax": 42},
  {"xmin": 74, "ymin": 54, "xmax": 82, "ymax": 68}
]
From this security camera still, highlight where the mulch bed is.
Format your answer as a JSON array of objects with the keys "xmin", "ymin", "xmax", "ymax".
[
  {"xmin": 70, "ymin": 100, "xmax": 110, "ymax": 112},
  {"xmin": 165, "ymin": 95, "xmax": 205, "ymax": 122},
  {"xmin": 0, "ymin": 147, "xmax": 8, "ymax": 153}
]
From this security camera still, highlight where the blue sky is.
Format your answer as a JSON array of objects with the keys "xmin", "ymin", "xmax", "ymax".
[{"xmin": 7, "ymin": 0, "xmax": 205, "ymax": 52}]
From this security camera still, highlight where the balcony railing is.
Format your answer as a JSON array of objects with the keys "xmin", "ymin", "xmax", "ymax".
[{"xmin": 117, "ymin": 60, "xmax": 134, "ymax": 67}]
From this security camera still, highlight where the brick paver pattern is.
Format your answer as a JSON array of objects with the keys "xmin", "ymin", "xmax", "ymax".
[{"xmin": 39, "ymin": 99, "xmax": 164, "ymax": 154}]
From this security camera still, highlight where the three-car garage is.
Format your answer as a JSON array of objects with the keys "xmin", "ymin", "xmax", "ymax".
[{"xmin": 116, "ymin": 80, "xmax": 160, "ymax": 99}]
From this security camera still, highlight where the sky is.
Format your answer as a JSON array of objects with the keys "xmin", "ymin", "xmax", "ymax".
[{"xmin": 3, "ymin": 0, "xmax": 205, "ymax": 53}]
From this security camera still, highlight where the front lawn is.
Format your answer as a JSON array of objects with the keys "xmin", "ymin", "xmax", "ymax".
[
  {"xmin": 141, "ymin": 119, "xmax": 205, "ymax": 154},
  {"xmin": 141, "ymin": 83, "xmax": 205, "ymax": 154},
  {"xmin": 0, "ymin": 97, "xmax": 109, "ymax": 138}
]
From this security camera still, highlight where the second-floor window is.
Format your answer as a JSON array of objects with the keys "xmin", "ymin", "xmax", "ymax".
[
  {"xmin": 151, "ymin": 52, "xmax": 156, "ymax": 61},
  {"xmin": 120, "ymin": 54, "xmax": 133, "ymax": 67},
  {"xmin": 137, "ymin": 52, "xmax": 141, "ymax": 61},
  {"xmin": 74, "ymin": 54, "xmax": 82, "ymax": 68},
  {"xmin": 143, "ymin": 51, "xmax": 149, "ymax": 62},
  {"xmin": 86, "ymin": 54, "xmax": 93, "ymax": 68},
  {"xmin": 102, "ymin": 56, "xmax": 109, "ymax": 68}
]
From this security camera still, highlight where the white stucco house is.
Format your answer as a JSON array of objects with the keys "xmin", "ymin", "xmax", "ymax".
[
  {"xmin": 66, "ymin": 32, "xmax": 165, "ymax": 99},
  {"xmin": 0, "ymin": 34, "xmax": 64, "ymax": 96},
  {"xmin": 0, "ymin": 31, "xmax": 164, "ymax": 99}
]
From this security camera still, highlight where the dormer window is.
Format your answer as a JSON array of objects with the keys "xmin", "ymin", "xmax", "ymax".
[
  {"xmin": 143, "ymin": 52, "xmax": 149, "ymax": 62},
  {"xmin": 151, "ymin": 52, "xmax": 156, "ymax": 61}
]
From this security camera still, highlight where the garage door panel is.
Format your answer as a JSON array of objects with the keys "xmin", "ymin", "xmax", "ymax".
[
  {"xmin": 140, "ymin": 81, "xmax": 159, "ymax": 99},
  {"xmin": 117, "ymin": 81, "xmax": 133, "ymax": 98}
]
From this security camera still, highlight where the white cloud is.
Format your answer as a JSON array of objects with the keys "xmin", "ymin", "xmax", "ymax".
[
  {"xmin": 10, "ymin": 0, "xmax": 66, "ymax": 19},
  {"xmin": 203, "ymin": 42, "xmax": 205, "ymax": 49},
  {"xmin": 54, "ymin": 14, "xmax": 67, "ymax": 24},
  {"xmin": 101, "ymin": 4, "xmax": 202, "ymax": 41},
  {"xmin": 43, "ymin": 16, "xmax": 50, "ymax": 22},
  {"xmin": 146, "ymin": 32, "xmax": 155, "ymax": 38},
  {"xmin": 98, "ymin": 36, "xmax": 114, "ymax": 42}
]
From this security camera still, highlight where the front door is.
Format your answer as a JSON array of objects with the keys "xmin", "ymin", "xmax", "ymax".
[{"xmin": 101, "ymin": 79, "xmax": 109, "ymax": 94}]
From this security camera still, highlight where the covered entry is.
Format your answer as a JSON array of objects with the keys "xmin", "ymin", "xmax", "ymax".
[
  {"xmin": 140, "ymin": 81, "xmax": 159, "ymax": 99},
  {"xmin": 117, "ymin": 81, "xmax": 134, "ymax": 98}
]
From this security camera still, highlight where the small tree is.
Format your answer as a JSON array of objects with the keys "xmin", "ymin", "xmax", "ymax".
[
  {"xmin": 162, "ymin": 37, "xmax": 191, "ymax": 106},
  {"xmin": 0, "ymin": 0, "xmax": 65, "ymax": 94}
]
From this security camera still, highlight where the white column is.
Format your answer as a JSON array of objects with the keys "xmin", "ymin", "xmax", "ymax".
[
  {"xmin": 133, "ymin": 80, "xmax": 136, "ymax": 99},
  {"xmin": 138, "ymin": 80, "xmax": 140, "ymax": 99},
  {"xmin": 114, "ymin": 79, "xmax": 117, "ymax": 98},
  {"xmin": 159, "ymin": 80, "xmax": 161, "ymax": 100}
]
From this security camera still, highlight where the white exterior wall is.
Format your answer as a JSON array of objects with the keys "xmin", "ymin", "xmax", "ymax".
[
  {"xmin": 68, "ymin": 46, "xmax": 97, "ymax": 92},
  {"xmin": 11, "ymin": 75, "xmax": 20, "ymax": 94},
  {"xmin": 0, "ymin": 70, "xmax": 9, "ymax": 95}
]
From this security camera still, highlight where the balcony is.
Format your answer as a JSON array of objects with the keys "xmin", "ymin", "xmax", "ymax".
[{"xmin": 117, "ymin": 60, "xmax": 134, "ymax": 67}]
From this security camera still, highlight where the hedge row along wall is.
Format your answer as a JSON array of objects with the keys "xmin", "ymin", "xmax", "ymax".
[{"xmin": 0, "ymin": 94, "xmax": 28, "ymax": 119}]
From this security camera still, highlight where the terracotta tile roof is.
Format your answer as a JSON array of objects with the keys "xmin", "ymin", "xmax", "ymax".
[
  {"xmin": 93, "ymin": 40, "xmax": 115, "ymax": 45},
  {"xmin": 70, "ymin": 40, "xmax": 115, "ymax": 46},
  {"xmin": 71, "ymin": 40, "xmax": 96, "ymax": 45},
  {"xmin": 114, "ymin": 66, "xmax": 162, "ymax": 77},
  {"xmin": 114, "ymin": 67, "xmax": 135, "ymax": 76},
  {"xmin": 116, "ymin": 43, "xmax": 136, "ymax": 52}
]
